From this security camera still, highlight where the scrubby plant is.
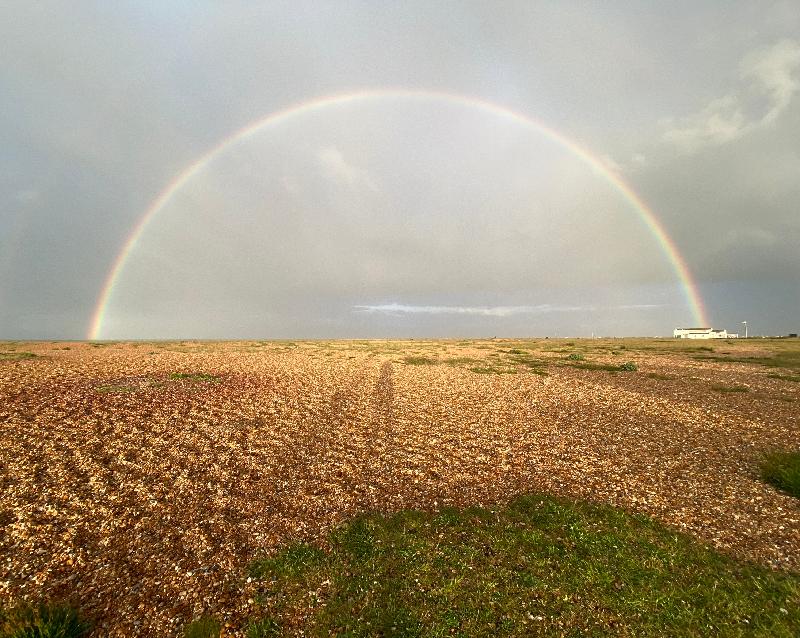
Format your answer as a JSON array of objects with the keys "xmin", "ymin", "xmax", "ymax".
[
  {"xmin": 403, "ymin": 356, "xmax": 437, "ymax": 365},
  {"xmin": 169, "ymin": 373, "xmax": 220, "ymax": 382},
  {"xmin": 619, "ymin": 361, "xmax": 638, "ymax": 371},
  {"xmin": 0, "ymin": 352, "xmax": 37, "ymax": 361},
  {"xmin": 566, "ymin": 353, "xmax": 585, "ymax": 361},
  {"xmin": 760, "ymin": 451, "xmax": 800, "ymax": 498},
  {"xmin": 183, "ymin": 616, "xmax": 220, "ymax": 638},
  {"xmin": 246, "ymin": 617, "xmax": 281, "ymax": 638},
  {"xmin": 0, "ymin": 602, "xmax": 89, "ymax": 638}
]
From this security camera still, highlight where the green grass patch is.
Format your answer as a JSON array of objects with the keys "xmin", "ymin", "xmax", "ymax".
[
  {"xmin": 469, "ymin": 367, "xmax": 517, "ymax": 375},
  {"xmin": 711, "ymin": 385, "xmax": 750, "ymax": 393},
  {"xmin": 244, "ymin": 494, "xmax": 800, "ymax": 636},
  {"xmin": 183, "ymin": 616, "xmax": 220, "ymax": 638},
  {"xmin": 0, "ymin": 351, "xmax": 37, "ymax": 361},
  {"xmin": 569, "ymin": 362, "xmax": 622, "ymax": 372},
  {"xmin": 567, "ymin": 361, "xmax": 638, "ymax": 373},
  {"xmin": 0, "ymin": 602, "xmax": 89, "ymax": 637},
  {"xmin": 695, "ymin": 350, "xmax": 800, "ymax": 372},
  {"xmin": 646, "ymin": 372, "xmax": 675, "ymax": 380},
  {"xmin": 244, "ymin": 617, "xmax": 281, "ymax": 637},
  {"xmin": 169, "ymin": 373, "xmax": 221, "ymax": 383},
  {"xmin": 526, "ymin": 368, "xmax": 549, "ymax": 376},
  {"xmin": 443, "ymin": 357, "xmax": 478, "ymax": 366},
  {"xmin": 767, "ymin": 373, "xmax": 800, "ymax": 383},
  {"xmin": 403, "ymin": 356, "xmax": 438, "ymax": 366},
  {"xmin": 760, "ymin": 451, "xmax": 800, "ymax": 498},
  {"xmin": 566, "ymin": 353, "xmax": 585, "ymax": 361}
]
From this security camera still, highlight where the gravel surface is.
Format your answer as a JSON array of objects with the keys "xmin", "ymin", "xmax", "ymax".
[{"xmin": 1, "ymin": 340, "xmax": 798, "ymax": 636}]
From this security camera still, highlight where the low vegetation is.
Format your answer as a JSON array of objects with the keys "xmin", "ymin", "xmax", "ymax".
[
  {"xmin": 183, "ymin": 616, "xmax": 221, "ymax": 638},
  {"xmin": 646, "ymin": 372, "xmax": 675, "ymax": 380},
  {"xmin": 403, "ymin": 356, "xmax": 437, "ymax": 366},
  {"xmin": 469, "ymin": 366, "xmax": 517, "ymax": 375},
  {"xmin": 695, "ymin": 349, "xmax": 800, "ymax": 373},
  {"xmin": 241, "ymin": 494, "xmax": 800, "ymax": 636},
  {"xmin": 567, "ymin": 361, "xmax": 638, "ymax": 373},
  {"xmin": 711, "ymin": 385, "xmax": 750, "ymax": 393},
  {"xmin": 169, "ymin": 372, "xmax": 221, "ymax": 382},
  {"xmin": 760, "ymin": 452, "xmax": 800, "ymax": 498},
  {"xmin": 767, "ymin": 373, "xmax": 800, "ymax": 383},
  {"xmin": 0, "ymin": 602, "xmax": 89, "ymax": 638},
  {"xmin": 0, "ymin": 352, "xmax": 37, "ymax": 361}
]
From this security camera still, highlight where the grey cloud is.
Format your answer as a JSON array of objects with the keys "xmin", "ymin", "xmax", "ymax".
[
  {"xmin": 1, "ymin": 1, "xmax": 798, "ymax": 338},
  {"xmin": 353, "ymin": 304, "xmax": 584, "ymax": 317},
  {"xmin": 661, "ymin": 39, "xmax": 800, "ymax": 153},
  {"xmin": 353, "ymin": 303, "xmax": 665, "ymax": 317}
]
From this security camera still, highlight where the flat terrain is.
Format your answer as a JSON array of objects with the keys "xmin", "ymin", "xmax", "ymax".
[{"xmin": 1, "ymin": 338, "xmax": 798, "ymax": 635}]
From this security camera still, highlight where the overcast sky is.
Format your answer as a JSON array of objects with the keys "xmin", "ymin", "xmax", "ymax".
[{"xmin": 1, "ymin": 1, "xmax": 798, "ymax": 339}]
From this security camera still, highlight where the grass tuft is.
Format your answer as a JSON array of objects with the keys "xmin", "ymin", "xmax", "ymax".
[
  {"xmin": 249, "ymin": 544, "xmax": 326, "ymax": 579},
  {"xmin": 566, "ymin": 353, "xmax": 585, "ymax": 361},
  {"xmin": 469, "ymin": 367, "xmax": 517, "ymax": 375},
  {"xmin": 568, "ymin": 361, "xmax": 637, "ymax": 373},
  {"xmin": 695, "ymin": 350, "xmax": 800, "ymax": 372},
  {"xmin": 443, "ymin": 357, "xmax": 478, "ymax": 366},
  {"xmin": 169, "ymin": 373, "xmax": 220, "ymax": 383},
  {"xmin": 527, "ymin": 368, "xmax": 549, "ymax": 376},
  {"xmin": 760, "ymin": 451, "xmax": 800, "ymax": 498},
  {"xmin": 245, "ymin": 617, "xmax": 281, "ymax": 638},
  {"xmin": 0, "ymin": 602, "xmax": 89, "ymax": 638},
  {"xmin": 569, "ymin": 362, "xmax": 621, "ymax": 372},
  {"xmin": 711, "ymin": 385, "xmax": 750, "ymax": 393},
  {"xmin": 183, "ymin": 616, "xmax": 220, "ymax": 638},
  {"xmin": 767, "ymin": 373, "xmax": 800, "ymax": 383},
  {"xmin": 0, "ymin": 352, "xmax": 37, "ymax": 361},
  {"xmin": 403, "ymin": 356, "xmax": 437, "ymax": 366}
]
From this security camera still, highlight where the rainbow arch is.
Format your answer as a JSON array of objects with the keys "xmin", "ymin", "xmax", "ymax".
[{"xmin": 88, "ymin": 88, "xmax": 708, "ymax": 339}]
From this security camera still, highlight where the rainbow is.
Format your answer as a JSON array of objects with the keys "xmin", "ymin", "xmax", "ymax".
[{"xmin": 88, "ymin": 88, "xmax": 708, "ymax": 339}]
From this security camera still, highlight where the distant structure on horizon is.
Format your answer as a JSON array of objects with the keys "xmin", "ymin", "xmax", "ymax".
[{"xmin": 673, "ymin": 327, "xmax": 738, "ymax": 339}]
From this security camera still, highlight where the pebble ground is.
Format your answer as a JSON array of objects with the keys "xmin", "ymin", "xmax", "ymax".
[{"xmin": 0, "ymin": 339, "xmax": 798, "ymax": 635}]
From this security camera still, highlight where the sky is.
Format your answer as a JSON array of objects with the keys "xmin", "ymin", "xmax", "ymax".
[{"xmin": 1, "ymin": 1, "xmax": 798, "ymax": 339}]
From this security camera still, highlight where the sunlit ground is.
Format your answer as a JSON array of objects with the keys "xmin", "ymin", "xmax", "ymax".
[{"xmin": 0, "ymin": 338, "xmax": 798, "ymax": 636}]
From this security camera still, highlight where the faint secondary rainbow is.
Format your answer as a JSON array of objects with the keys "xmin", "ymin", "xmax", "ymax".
[{"xmin": 88, "ymin": 88, "xmax": 708, "ymax": 339}]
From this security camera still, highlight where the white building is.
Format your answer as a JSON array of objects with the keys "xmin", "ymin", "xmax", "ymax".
[{"xmin": 673, "ymin": 327, "xmax": 736, "ymax": 339}]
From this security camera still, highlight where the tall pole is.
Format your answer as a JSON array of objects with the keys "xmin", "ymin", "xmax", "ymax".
[{"xmin": 742, "ymin": 321, "xmax": 747, "ymax": 338}]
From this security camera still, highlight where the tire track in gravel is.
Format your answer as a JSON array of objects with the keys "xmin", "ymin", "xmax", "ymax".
[
  {"xmin": 259, "ymin": 361, "xmax": 379, "ymax": 538},
  {"xmin": 365, "ymin": 361, "xmax": 396, "ymax": 509}
]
